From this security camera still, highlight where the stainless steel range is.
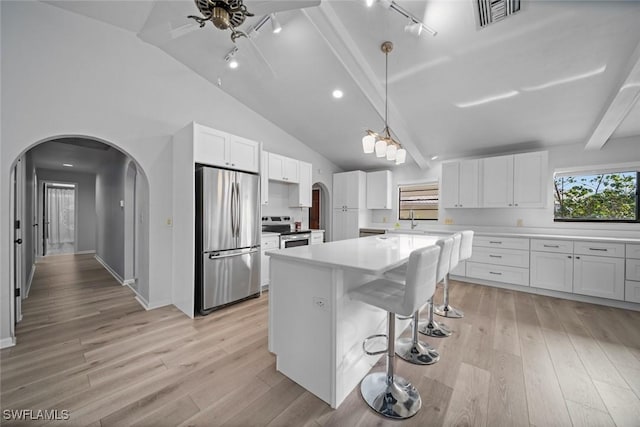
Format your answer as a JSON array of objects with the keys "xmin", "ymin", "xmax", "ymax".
[{"xmin": 262, "ymin": 216, "xmax": 311, "ymax": 249}]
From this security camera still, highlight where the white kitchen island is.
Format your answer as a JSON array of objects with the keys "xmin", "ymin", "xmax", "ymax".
[{"xmin": 266, "ymin": 234, "xmax": 441, "ymax": 408}]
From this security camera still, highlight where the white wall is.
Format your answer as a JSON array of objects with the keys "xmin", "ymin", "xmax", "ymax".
[
  {"xmin": 95, "ymin": 149, "xmax": 127, "ymax": 279},
  {"xmin": 369, "ymin": 138, "xmax": 640, "ymax": 238},
  {"xmin": 37, "ymin": 168, "xmax": 97, "ymax": 253},
  {"xmin": 0, "ymin": 1, "xmax": 341, "ymax": 343}
]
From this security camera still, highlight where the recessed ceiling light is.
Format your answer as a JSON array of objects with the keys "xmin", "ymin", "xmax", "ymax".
[
  {"xmin": 431, "ymin": 155, "xmax": 439, "ymax": 160},
  {"xmin": 228, "ymin": 59, "xmax": 239, "ymax": 69},
  {"xmin": 332, "ymin": 89, "xmax": 343, "ymax": 99},
  {"xmin": 63, "ymin": 163, "xmax": 74, "ymax": 167},
  {"xmin": 365, "ymin": 0, "xmax": 375, "ymax": 7}
]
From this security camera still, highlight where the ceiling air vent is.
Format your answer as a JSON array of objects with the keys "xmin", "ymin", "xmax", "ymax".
[{"xmin": 476, "ymin": 0, "xmax": 521, "ymax": 28}]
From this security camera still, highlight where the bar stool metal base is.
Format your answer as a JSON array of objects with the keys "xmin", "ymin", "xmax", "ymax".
[
  {"xmin": 419, "ymin": 319, "xmax": 452, "ymax": 337},
  {"xmin": 360, "ymin": 372, "xmax": 422, "ymax": 419},
  {"xmin": 395, "ymin": 337, "xmax": 440, "ymax": 365},
  {"xmin": 434, "ymin": 304, "xmax": 464, "ymax": 319}
]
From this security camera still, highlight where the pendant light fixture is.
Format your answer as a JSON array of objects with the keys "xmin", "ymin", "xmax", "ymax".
[{"xmin": 361, "ymin": 41, "xmax": 406, "ymax": 165}]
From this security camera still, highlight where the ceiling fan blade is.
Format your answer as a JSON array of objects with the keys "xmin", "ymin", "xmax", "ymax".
[{"xmin": 246, "ymin": 0, "xmax": 321, "ymax": 16}]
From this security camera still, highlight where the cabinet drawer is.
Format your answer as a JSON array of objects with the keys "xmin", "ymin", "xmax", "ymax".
[
  {"xmin": 574, "ymin": 241, "xmax": 625, "ymax": 258},
  {"xmin": 469, "ymin": 247, "xmax": 529, "ymax": 268},
  {"xmin": 530, "ymin": 239, "xmax": 573, "ymax": 254},
  {"xmin": 627, "ymin": 259, "xmax": 640, "ymax": 281},
  {"xmin": 626, "ymin": 281, "xmax": 640, "ymax": 304},
  {"xmin": 474, "ymin": 236, "xmax": 529, "ymax": 251},
  {"xmin": 262, "ymin": 236, "xmax": 279, "ymax": 250},
  {"xmin": 451, "ymin": 260, "xmax": 466, "ymax": 276},
  {"xmin": 466, "ymin": 262, "xmax": 529, "ymax": 286},
  {"xmin": 627, "ymin": 244, "xmax": 640, "ymax": 260},
  {"xmin": 311, "ymin": 233, "xmax": 324, "ymax": 245}
]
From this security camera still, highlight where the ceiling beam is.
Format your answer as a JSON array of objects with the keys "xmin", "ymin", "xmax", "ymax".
[
  {"xmin": 303, "ymin": 2, "xmax": 431, "ymax": 169},
  {"xmin": 585, "ymin": 39, "xmax": 640, "ymax": 151}
]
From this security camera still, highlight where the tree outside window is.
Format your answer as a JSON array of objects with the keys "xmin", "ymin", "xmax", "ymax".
[{"xmin": 554, "ymin": 171, "xmax": 639, "ymax": 222}]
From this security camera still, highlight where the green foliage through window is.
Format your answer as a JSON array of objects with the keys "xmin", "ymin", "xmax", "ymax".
[{"xmin": 554, "ymin": 171, "xmax": 639, "ymax": 222}]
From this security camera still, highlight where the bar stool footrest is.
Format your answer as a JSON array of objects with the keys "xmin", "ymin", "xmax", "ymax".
[{"xmin": 363, "ymin": 334, "xmax": 387, "ymax": 356}]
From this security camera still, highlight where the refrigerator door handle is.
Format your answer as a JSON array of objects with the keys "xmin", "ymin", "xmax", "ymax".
[
  {"xmin": 235, "ymin": 182, "xmax": 241, "ymax": 239},
  {"xmin": 230, "ymin": 180, "xmax": 237, "ymax": 238}
]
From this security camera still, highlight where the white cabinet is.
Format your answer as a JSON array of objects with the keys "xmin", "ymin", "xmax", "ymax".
[
  {"xmin": 333, "ymin": 209, "xmax": 362, "ymax": 241},
  {"xmin": 625, "ymin": 244, "xmax": 640, "ymax": 303},
  {"xmin": 467, "ymin": 235, "xmax": 530, "ymax": 286},
  {"xmin": 530, "ymin": 251, "xmax": 574, "ymax": 293},
  {"xmin": 261, "ymin": 154, "xmax": 269, "ymax": 206},
  {"xmin": 289, "ymin": 161, "xmax": 312, "ymax": 208},
  {"xmin": 311, "ymin": 230, "xmax": 325, "ymax": 245},
  {"xmin": 261, "ymin": 234, "xmax": 280, "ymax": 287},
  {"xmin": 441, "ymin": 160, "xmax": 479, "ymax": 208},
  {"xmin": 268, "ymin": 153, "xmax": 299, "ymax": 183},
  {"xmin": 482, "ymin": 152, "xmax": 547, "ymax": 208},
  {"xmin": 574, "ymin": 255, "xmax": 625, "ymax": 301},
  {"xmin": 366, "ymin": 171, "xmax": 393, "ymax": 209},
  {"xmin": 193, "ymin": 123, "xmax": 260, "ymax": 173},
  {"xmin": 333, "ymin": 171, "xmax": 366, "ymax": 210}
]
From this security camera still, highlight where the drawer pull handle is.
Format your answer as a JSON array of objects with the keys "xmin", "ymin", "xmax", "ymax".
[
  {"xmin": 489, "ymin": 255, "xmax": 503, "ymax": 258},
  {"xmin": 543, "ymin": 244, "xmax": 559, "ymax": 248},
  {"xmin": 588, "ymin": 247, "xmax": 607, "ymax": 252},
  {"xmin": 489, "ymin": 271, "xmax": 502, "ymax": 275},
  {"xmin": 489, "ymin": 241, "xmax": 502, "ymax": 244}
]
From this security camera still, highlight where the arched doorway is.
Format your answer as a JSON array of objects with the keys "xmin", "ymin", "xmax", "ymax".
[
  {"xmin": 310, "ymin": 182, "xmax": 331, "ymax": 238},
  {"xmin": 7, "ymin": 135, "xmax": 150, "ymax": 344}
]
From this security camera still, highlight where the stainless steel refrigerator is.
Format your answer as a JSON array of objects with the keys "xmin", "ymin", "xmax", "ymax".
[{"xmin": 195, "ymin": 165, "xmax": 260, "ymax": 315}]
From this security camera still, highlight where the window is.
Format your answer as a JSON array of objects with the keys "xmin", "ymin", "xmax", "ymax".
[
  {"xmin": 554, "ymin": 170, "xmax": 639, "ymax": 222},
  {"xmin": 398, "ymin": 183, "xmax": 439, "ymax": 220}
]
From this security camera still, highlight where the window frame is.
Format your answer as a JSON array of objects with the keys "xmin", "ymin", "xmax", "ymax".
[
  {"xmin": 553, "ymin": 170, "xmax": 639, "ymax": 224},
  {"xmin": 397, "ymin": 182, "xmax": 439, "ymax": 221}
]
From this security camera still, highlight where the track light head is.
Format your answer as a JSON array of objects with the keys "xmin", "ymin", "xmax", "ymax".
[{"xmin": 270, "ymin": 13, "xmax": 282, "ymax": 34}]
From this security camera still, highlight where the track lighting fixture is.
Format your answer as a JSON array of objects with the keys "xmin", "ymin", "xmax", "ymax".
[
  {"xmin": 224, "ymin": 46, "xmax": 239, "ymax": 69},
  {"xmin": 374, "ymin": 0, "xmax": 437, "ymax": 37},
  {"xmin": 270, "ymin": 13, "xmax": 282, "ymax": 34}
]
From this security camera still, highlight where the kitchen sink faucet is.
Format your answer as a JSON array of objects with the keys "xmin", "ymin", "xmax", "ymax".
[{"xmin": 410, "ymin": 210, "xmax": 418, "ymax": 230}]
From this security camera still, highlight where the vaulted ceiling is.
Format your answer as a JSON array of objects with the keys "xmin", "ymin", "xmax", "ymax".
[{"xmin": 45, "ymin": 0, "xmax": 640, "ymax": 171}]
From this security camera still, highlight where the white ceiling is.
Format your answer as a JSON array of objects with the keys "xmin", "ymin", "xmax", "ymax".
[
  {"xmin": 30, "ymin": 138, "xmax": 113, "ymax": 174},
  {"xmin": 45, "ymin": 0, "xmax": 640, "ymax": 170}
]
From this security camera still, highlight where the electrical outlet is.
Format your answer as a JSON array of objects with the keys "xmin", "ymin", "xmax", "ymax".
[
  {"xmin": 166, "ymin": 218, "xmax": 173, "ymax": 226},
  {"xmin": 382, "ymin": 216, "xmax": 387, "ymax": 223},
  {"xmin": 312, "ymin": 296, "xmax": 328, "ymax": 311},
  {"xmin": 444, "ymin": 217, "xmax": 454, "ymax": 225},
  {"xmin": 516, "ymin": 218, "xmax": 524, "ymax": 227}
]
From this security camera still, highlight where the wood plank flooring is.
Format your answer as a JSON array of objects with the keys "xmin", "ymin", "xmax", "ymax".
[{"xmin": 2, "ymin": 254, "xmax": 640, "ymax": 426}]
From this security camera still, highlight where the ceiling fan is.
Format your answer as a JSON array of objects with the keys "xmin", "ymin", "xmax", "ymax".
[{"xmin": 186, "ymin": 0, "xmax": 319, "ymax": 42}]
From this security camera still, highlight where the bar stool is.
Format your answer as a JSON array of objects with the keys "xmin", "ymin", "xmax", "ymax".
[
  {"xmin": 435, "ymin": 231, "xmax": 472, "ymax": 318},
  {"xmin": 418, "ymin": 236, "xmax": 454, "ymax": 338},
  {"xmin": 350, "ymin": 245, "xmax": 441, "ymax": 419}
]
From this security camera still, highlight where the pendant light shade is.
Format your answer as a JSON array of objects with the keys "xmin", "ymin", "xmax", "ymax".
[
  {"xmin": 375, "ymin": 140, "xmax": 387, "ymax": 157},
  {"xmin": 395, "ymin": 148, "xmax": 407, "ymax": 164},
  {"xmin": 386, "ymin": 144, "xmax": 397, "ymax": 160},
  {"xmin": 362, "ymin": 135, "xmax": 375, "ymax": 153}
]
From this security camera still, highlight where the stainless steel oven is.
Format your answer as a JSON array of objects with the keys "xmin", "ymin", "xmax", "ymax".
[{"xmin": 280, "ymin": 233, "xmax": 311, "ymax": 249}]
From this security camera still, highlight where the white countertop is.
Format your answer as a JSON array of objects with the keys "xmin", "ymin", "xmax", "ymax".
[
  {"xmin": 266, "ymin": 234, "xmax": 440, "ymax": 275},
  {"xmin": 383, "ymin": 228, "xmax": 640, "ymax": 244}
]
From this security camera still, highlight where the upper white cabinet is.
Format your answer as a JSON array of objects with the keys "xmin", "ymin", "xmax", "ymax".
[
  {"xmin": 268, "ymin": 153, "xmax": 299, "ymax": 183},
  {"xmin": 289, "ymin": 161, "xmax": 312, "ymax": 208},
  {"xmin": 334, "ymin": 171, "xmax": 366, "ymax": 210},
  {"xmin": 482, "ymin": 151, "xmax": 547, "ymax": 208},
  {"xmin": 441, "ymin": 160, "xmax": 480, "ymax": 208},
  {"xmin": 366, "ymin": 171, "xmax": 393, "ymax": 209},
  {"xmin": 193, "ymin": 123, "xmax": 260, "ymax": 173}
]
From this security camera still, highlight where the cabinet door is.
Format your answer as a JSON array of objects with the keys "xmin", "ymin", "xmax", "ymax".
[
  {"xmin": 530, "ymin": 251, "xmax": 573, "ymax": 292},
  {"xmin": 289, "ymin": 161, "xmax": 312, "ymax": 207},
  {"xmin": 344, "ymin": 210, "xmax": 361, "ymax": 240},
  {"xmin": 261, "ymin": 250, "xmax": 270, "ymax": 286},
  {"xmin": 344, "ymin": 172, "xmax": 363, "ymax": 209},
  {"xmin": 440, "ymin": 162, "xmax": 460, "ymax": 208},
  {"xmin": 268, "ymin": 153, "xmax": 285, "ymax": 181},
  {"xmin": 261, "ymin": 154, "xmax": 269, "ymax": 206},
  {"xmin": 194, "ymin": 125, "xmax": 228, "ymax": 167},
  {"xmin": 228, "ymin": 136, "xmax": 260, "ymax": 173},
  {"xmin": 458, "ymin": 160, "xmax": 479, "ymax": 208},
  {"xmin": 333, "ymin": 173, "xmax": 347, "ymax": 209},
  {"xmin": 283, "ymin": 157, "xmax": 299, "ymax": 183},
  {"xmin": 366, "ymin": 170, "xmax": 392, "ymax": 209},
  {"xmin": 332, "ymin": 209, "xmax": 345, "ymax": 241},
  {"xmin": 573, "ymin": 255, "xmax": 625, "ymax": 300},
  {"xmin": 482, "ymin": 155, "xmax": 513, "ymax": 207},
  {"xmin": 513, "ymin": 152, "xmax": 546, "ymax": 208}
]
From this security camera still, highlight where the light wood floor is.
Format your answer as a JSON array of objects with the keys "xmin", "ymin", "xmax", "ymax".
[{"xmin": 2, "ymin": 254, "xmax": 640, "ymax": 426}]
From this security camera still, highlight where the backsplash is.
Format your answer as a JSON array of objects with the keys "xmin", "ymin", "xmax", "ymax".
[{"xmin": 261, "ymin": 181, "xmax": 309, "ymax": 229}]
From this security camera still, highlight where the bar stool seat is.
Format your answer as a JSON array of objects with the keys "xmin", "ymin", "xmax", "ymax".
[{"xmin": 350, "ymin": 244, "xmax": 441, "ymax": 419}]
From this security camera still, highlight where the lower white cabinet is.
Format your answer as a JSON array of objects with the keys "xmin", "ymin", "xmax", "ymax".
[
  {"xmin": 530, "ymin": 251, "xmax": 574, "ymax": 293},
  {"xmin": 261, "ymin": 235, "xmax": 280, "ymax": 287},
  {"xmin": 573, "ymin": 255, "xmax": 625, "ymax": 301},
  {"xmin": 311, "ymin": 230, "xmax": 324, "ymax": 245},
  {"xmin": 333, "ymin": 209, "xmax": 362, "ymax": 241},
  {"xmin": 466, "ymin": 262, "xmax": 530, "ymax": 286}
]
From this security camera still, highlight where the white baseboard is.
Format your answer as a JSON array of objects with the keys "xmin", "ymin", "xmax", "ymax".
[
  {"xmin": 123, "ymin": 278, "xmax": 136, "ymax": 287},
  {"xmin": 24, "ymin": 263, "xmax": 36, "ymax": 298},
  {"xmin": 94, "ymin": 254, "xmax": 124, "ymax": 285},
  {"xmin": 124, "ymin": 282, "xmax": 171, "ymax": 311},
  {"xmin": 76, "ymin": 250, "xmax": 96, "ymax": 255},
  {"xmin": 0, "ymin": 337, "xmax": 16, "ymax": 349}
]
